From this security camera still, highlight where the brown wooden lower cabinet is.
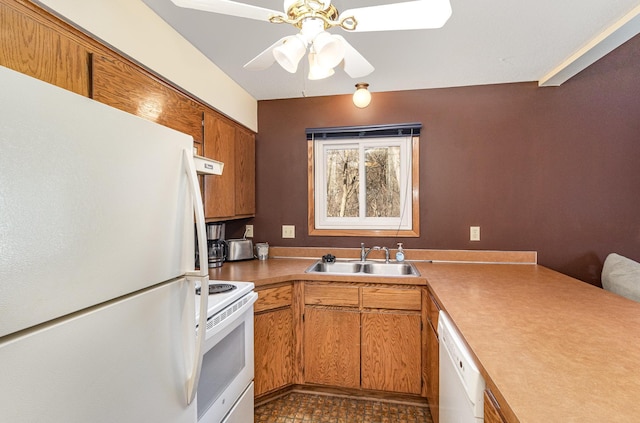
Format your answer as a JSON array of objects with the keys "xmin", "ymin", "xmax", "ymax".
[
  {"xmin": 426, "ymin": 291, "xmax": 441, "ymax": 423},
  {"xmin": 254, "ymin": 308, "xmax": 294, "ymax": 396},
  {"xmin": 253, "ymin": 284, "xmax": 296, "ymax": 397},
  {"xmin": 426, "ymin": 319, "xmax": 440, "ymax": 423},
  {"xmin": 361, "ymin": 312, "xmax": 421, "ymax": 394},
  {"xmin": 302, "ymin": 283, "xmax": 424, "ymax": 395},
  {"xmin": 484, "ymin": 389, "xmax": 508, "ymax": 423},
  {"xmin": 303, "ymin": 307, "xmax": 361, "ymax": 388},
  {"xmin": 254, "ymin": 282, "xmax": 428, "ymax": 399}
]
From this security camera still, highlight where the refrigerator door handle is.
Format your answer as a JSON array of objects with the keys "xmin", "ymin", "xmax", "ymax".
[{"xmin": 183, "ymin": 150, "xmax": 209, "ymax": 405}]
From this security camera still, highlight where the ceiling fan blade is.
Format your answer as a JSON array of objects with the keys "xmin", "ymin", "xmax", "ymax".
[
  {"xmin": 340, "ymin": 0, "xmax": 452, "ymax": 32},
  {"xmin": 243, "ymin": 37, "xmax": 289, "ymax": 71},
  {"xmin": 334, "ymin": 35, "xmax": 374, "ymax": 78},
  {"xmin": 170, "ymin": 0, "xmax": 283, "ymax": 22}
]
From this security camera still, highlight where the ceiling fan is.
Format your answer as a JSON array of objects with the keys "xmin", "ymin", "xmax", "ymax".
[{"xmin": 170, "ymin": 0, "xmax": 452, "ymax": 80}]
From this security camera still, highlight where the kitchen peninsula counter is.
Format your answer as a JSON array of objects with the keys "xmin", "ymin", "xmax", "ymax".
[{"xmin": 210, "ymin": 252, "xmax": 640, "ymax": 422}]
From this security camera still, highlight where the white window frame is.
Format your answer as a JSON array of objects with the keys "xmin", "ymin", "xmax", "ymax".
[{"xmin": 308, "ymin": 134, "xmax": 420, "ymax": 237}]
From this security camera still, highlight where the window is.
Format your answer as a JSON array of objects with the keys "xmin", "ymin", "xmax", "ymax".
[{"xmin": 307, "ymin": 124, "xmax": 420, "ymax": 237}]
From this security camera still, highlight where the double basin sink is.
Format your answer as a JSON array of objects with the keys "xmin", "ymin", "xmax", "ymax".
[{"xmin": 305, "ymin": 260, "xmax": 420, "ymax": 277}]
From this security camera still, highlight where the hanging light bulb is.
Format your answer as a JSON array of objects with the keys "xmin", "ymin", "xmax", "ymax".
[
  {"xmin": 352, "ymin": 83, "xmax": 371, "ymax": 108},
  {"xmin": 308, "ymin": 52, "xmax": 335, "ymax": 80},
  {"xmin": 312, "ymin": 31, "xmax": 345, "ymax": 69}
]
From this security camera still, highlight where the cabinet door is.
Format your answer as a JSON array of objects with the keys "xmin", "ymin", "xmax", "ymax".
[
  {"xmin": 426, "ymin": 322, "xmax": 439, "ymax": 423},
  {"xmin": 484, "ymin": 390, "xmax": 508, "ymax": 423},
  {"xmin": 203, "ymin": 112, "xmax": 235, "ymax": 218},
  {"xmin": 0, "ymin": 1, "xmax": 90, "ymax": 96},
  {"xmin": 361, "ymin": 312, "xmax": 422, "ymax": 394},
  {"xmin": 254, "ymin": 308, "xmax": 294, "ymax": 396},
  {"xmin": 303, "ymin": 307, "xmax": 360, "ymax": 388},
  {"xmin": 235, "ymin": 127, "xmax": 255, "ymax": 216}
]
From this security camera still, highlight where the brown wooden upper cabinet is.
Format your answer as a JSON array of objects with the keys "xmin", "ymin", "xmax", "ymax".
[
  {"xmin": 2, "ymin": 0, "xmax": 255, "ymax": 222},
  {"xmin": 0, "ymin": 0, "xmax": 90, "ymax": 96},
  {"xmin": 234, "ymin": 126, "xmax": 256, "ymax": 217},
  {"xmin": 203, "ymin": 111, "xmax": 256, "ymax": 220},
  {"xmin": 92, "ymin": 54, "xmax": 204, "ymax": 144}
]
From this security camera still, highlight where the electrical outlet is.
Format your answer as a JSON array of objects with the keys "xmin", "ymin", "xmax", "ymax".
[
  {"xmin": 282, "ymin": 225, "xmax": 295, "ymax": 239},
  {"xmin": 470, "ymin": 226, "xmax": 480, "ymax": 241},
  {"xmin": 245, "ymin": 225, "xmax": 253, "ymax": 238}
]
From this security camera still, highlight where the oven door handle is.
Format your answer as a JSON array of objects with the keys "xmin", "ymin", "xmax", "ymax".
[{"xmin": 183, "ymin": 150, "xmax": 209, "ymax": 405}]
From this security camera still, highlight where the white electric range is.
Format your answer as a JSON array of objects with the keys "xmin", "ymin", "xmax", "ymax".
[
  {"xmin": 194, "ymin": 280, "xmax": 257, "ymax": 423},
  {"xmin": 195, "ymin": 280, "xmax": 255, "ymax": 324}
]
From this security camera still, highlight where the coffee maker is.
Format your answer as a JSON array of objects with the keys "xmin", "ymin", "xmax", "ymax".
[{"xmin": 206, "ymin": 223, "xmax": 227, "ymax": 268}]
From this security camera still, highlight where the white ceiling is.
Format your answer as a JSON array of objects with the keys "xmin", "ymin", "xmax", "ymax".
[{"xmin": 141, "ymin": 0, "xmax": 640, "ymax": 100}]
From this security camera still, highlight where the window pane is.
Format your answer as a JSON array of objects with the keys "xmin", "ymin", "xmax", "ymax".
[
  {"xmin": 326, "ymin": 148, "xmax": 359, "ymax": 217},
  {"xmin": 365, "ymin": 146, "xmax": 401, "ymax": 217}
]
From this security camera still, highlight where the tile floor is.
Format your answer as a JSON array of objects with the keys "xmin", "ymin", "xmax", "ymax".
[{"xmin": 254, "ymin": 391, "xmax": 433, "ymax": 423}]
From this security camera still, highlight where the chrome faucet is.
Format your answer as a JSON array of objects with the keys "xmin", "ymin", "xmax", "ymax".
[
  {"xmin": 360, "ymin": 243, "xmax": 383, "ymax": 262},
  {"xmin": 381, "ymin": 246, "xmax": 390, "ymax": 263}
]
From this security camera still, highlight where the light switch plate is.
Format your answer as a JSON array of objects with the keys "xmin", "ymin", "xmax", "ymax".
[
  {"xmin": 282, "ymin": 225, "xmax": 295, "ymax": 239},
  {"xmin": 470, "ymin": 226, "xmax": 480, "ymax": 241}
]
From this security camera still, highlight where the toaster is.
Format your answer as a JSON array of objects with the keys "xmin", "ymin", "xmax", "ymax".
[{"xmin": 225, "ymin": 239, "xmax": 254, "ymax": 261}]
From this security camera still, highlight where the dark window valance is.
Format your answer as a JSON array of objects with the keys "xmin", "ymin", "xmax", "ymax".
[{"xmin": 305, "ymin": 122, "xmax": 422, "ymax": 140}]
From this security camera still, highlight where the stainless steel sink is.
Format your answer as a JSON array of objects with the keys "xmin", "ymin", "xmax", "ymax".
[
  {"xmin": 362, "ymin": 262, "xmax": 420, "ymax": 276},
  {"xmin": 305, "ymin": 260, "xmax": 419, "ymax": 277},
  {"xmin": 306, "ymin": 261, "xmax": 363, "ymax": 274}
]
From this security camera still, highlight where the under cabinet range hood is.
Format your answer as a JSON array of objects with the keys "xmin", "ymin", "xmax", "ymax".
[{"xmin": 194, "ymin": 154, "xmax": 223, "ymax": 175}]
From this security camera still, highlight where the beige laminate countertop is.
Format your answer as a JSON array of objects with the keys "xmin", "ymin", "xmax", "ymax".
[
  {"xmin": 208, "ymin": 257, "xmax": 429, "ymax": 287},
  {"xmin": 209, "ymin": 257, "xmax": 640, "ymax": 422}
]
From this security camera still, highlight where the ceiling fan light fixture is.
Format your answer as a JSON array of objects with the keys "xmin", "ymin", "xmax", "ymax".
[
  {"xmin": 353, "ymin": 82, "xmax": 371, "ymax": 108},
  {"xmin": 312, "ymin": 31, "xmax": 345, "ymax": 69},
  {"xmin": 307, "ymin": 52, "xmax": 335, "ymax": 80},
  {"xmin": 273, "ymin": 35, "xmax": 307, "ymax": 73}
]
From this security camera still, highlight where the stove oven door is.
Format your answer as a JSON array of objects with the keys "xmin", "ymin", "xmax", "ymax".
[{"xmin": 197, "ymin": 292, "xmax": 257, "ymax": 423}]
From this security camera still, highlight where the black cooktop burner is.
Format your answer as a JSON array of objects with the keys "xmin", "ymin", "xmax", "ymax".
[{"xmin": 195, "ymin": 283, "xmax": 237, "ymax": 295}]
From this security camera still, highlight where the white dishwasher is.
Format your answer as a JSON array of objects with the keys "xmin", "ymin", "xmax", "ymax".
[{"xmin": 438, "ymin": 310, "xmax": 485, "ymax": 423}]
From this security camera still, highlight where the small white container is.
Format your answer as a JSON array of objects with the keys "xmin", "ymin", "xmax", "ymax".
[{"xmin": 395, "ymin": 243, "xmax": 405, "ymax": 262}]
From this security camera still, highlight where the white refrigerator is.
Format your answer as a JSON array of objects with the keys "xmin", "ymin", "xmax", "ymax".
[{"xmin": 0, "ymin": 65, "xmax": 214, "ymax": 422}]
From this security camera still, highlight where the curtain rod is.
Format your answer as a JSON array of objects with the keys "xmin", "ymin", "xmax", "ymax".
[{"xmin": 305, "ymin": 122, "xmax": 422, "ymax": 140}]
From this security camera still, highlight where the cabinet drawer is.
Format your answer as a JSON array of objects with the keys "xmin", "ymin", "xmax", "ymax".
[
  {"xmin": 305, "ymin": 284, "xmax": 359, "ymax": 307},
  {"xmin": 255, "ymin": 285, "xmax": 292, "ymax": 312},
  {"xmin": 361, "ymin": 287, "xmax": 421, "ymax": 311}
]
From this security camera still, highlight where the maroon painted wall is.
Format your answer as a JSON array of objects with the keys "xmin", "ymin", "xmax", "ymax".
[{"xmin": 232, "ymin": 34, "xmax": 640, "ymax": 286}]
